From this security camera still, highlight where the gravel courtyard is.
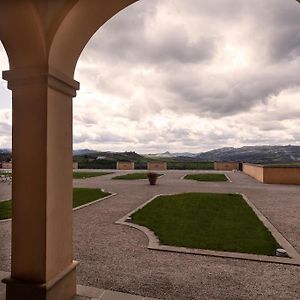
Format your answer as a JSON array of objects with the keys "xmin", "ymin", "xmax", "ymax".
[{"xmin": 0, "ymin": 170, "xmax": 299, "ymax": 299}]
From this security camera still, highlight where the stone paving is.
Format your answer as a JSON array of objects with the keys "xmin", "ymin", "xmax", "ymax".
[{"xmin": 0, "ymin": 170, "xmax": 300, "ymax": 299}]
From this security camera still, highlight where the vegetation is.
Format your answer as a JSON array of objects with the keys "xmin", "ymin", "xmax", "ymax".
[
  {"xmin": 0, "ymin": 172, "xmax": 12, "ymax": 177},
  {"xmin": 0, "ymin": 200, "xmax": 11, "ymax": 220},
  {"xmin": 0, "ymin": 188, "xmax": 110, "ymax": 220},
  {"xmin": 184, "ymin": 173, "xmax": 228, "ymax": 182},
  {"xmin": 73, "ymin": 151, "xmax": 214, "ymax": 170},
  {"xmin": 73, "ymin": 171, "xmax": 112, "ymax": 179},
  {"xmin": 72, "ymin": 188, "xmax": 110, "ymax": 207},
  {"xmin": 112, "ymin": 173, "xmax": 163, "ymax": 180},
  {"xmin": 132, "ymin": 193, "xmax": 279, "ymax": 255}
]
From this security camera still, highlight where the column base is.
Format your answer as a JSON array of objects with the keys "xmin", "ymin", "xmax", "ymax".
[{"xmin": 2, "ymin": 261, "xmax": 78, "ymax": 300}]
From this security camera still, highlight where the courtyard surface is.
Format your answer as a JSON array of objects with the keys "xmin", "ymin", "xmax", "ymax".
[{"xmin": 0, "ymin": 170, "xmax": 299, "ymax": 299}]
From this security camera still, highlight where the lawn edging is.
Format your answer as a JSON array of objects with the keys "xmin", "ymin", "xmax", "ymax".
[
  {"xmin": 115, "ymin": 193, "xmax": 300, "ymax": 266},
  {"xmin": 180, "ymin": 172, "xmax": 232, "ymax": 183},
  {"xmin": 73, "ymin": 189, "xmax": 117, "ymax": 211},
  {"xmin": 0, "ymin": 189, "xmax": 117, "ymax": 223}
]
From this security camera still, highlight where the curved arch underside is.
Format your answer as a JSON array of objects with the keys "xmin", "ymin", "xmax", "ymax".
[{"xmin": 0, "ymin": 0, "xmax": 299, "ymax": 76}]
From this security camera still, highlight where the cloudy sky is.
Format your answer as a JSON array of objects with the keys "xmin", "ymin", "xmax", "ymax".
[{"xmin": 1, "ymin": 0, "xmax": 300, "ymax": 153}]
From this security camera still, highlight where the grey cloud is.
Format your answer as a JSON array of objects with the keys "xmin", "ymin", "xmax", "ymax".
[
  {"xmin": 81, "ymin": 1, "xmax": 217, "ymax": 66},
  {"xmin": 73, "ymin": 0, "xmax": 300, "ymax": 152},
  {"xmin": 0, "ymin": 122, "xmax": 11, "ymax": 135},
  {"xmin": 164, "ymin": 62, "xmax": 300, "ymax": 117}
]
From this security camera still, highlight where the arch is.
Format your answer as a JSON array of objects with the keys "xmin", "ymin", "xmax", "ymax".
[
  {"xmin": 49, "ymin": 0, "xmax": 137, "ymax": 76},
  {"xmin": 0, "ymin": 2, "xmax": 46, "ymax": 69}
]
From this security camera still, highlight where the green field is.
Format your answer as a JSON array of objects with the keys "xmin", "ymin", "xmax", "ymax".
[
  {"xmin": 0, "ymin": 172, "xmax": 11, "ymax": 177},
  {"xmin": 112, "ymin": 173, "xmax": 163, "ymax": 180},
  {"xmin": 73, "ymin": 171, "xmax": 112, "ymax": 179},
  {"xmin": 132, "ymin": 193, "xmax": 279, "ymax": 255},
  {"xmin": 184, "ymin": 173, "xmax": 228, "ymax": 182},
  {"xmin": 0, "ymin": 188, "xmax": 110, "ymax": 220}
]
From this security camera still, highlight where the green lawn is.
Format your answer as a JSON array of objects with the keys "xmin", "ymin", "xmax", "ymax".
[
  {"xmin": 112, "ymin": 173, "xmax": 163, "ymax": 180},
  {"xmin": 184, "ymin": 173, "xmax": 228, "ymax": 182},
  {"xmin": 0, "ymin": 172, "xmax": 11, "ymax": 177},
  {"xmin": 73, "ymin": 172, "xmax": 112, "ymax": 179},
  {"xmin": 0, "ymin": 188, "xmax": 110, "ymax": 220},
  {"xmin": 132, "ymin": 193, "xmax": 279, "ymax": 256}
]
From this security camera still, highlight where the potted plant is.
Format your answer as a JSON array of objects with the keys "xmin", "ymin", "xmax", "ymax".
[{"xmin": 147, "ymin": 172, "xmax": 159, "ymax": 185}]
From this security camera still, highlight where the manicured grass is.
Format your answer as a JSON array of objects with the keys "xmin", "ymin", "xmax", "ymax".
[
  {"xmin": 0, "ymin": 172, "xmax": 11, "ymax": 177},
  {"xmin": 0, "ymin": 188, "xmax": 110, "ymax": 220},
  {"xmin": 73, "ymin": 172, "xmax": 112, "ymax": 179},
  {"xmin": 0, "ymin": 200, "xmax": 12, "ymax": 220},
  {"xmin": 132, "ymin": 193, "xmax": 279, "ymax": 256},
  {"xmin": 72, "ymin": 188, "xmax": 110, "ymax": 207},
  {"xmin": 184, "ymin": 173, "xmax": 228, "ymax": 182},
  {"xmin": 112, "ymin": 173, "xmax": 163, "ymax": 180}
]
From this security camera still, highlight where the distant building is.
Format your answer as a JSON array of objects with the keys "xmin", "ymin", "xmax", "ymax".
[
  {"xmin": 117, "ymin": 161, "xmax": 135, "ymax": 170},
  {"xmin": 243, "ymin": 163, "xmax": 300, "ymax": 185},
  {"xmin": 147, "ymin": 161, "xmax": 167, "ymax": 171},
  {"xmin": 214, "ymin": 161, "xmax": 239, "ymax": 171},
  {"xmin": 0, "ymin": 161, "xmax": 12, "ymax": 169}
]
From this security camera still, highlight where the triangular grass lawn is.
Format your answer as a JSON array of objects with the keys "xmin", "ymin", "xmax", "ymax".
[
  {"xmin": 112, "ymin": 173, "xmax": 163, "ymax": 180},
  {"xmin": 0, "ymin": 188, "xmax": 110, "ymax": 220},
  {"xmin": 184, "ymin": 173, "xmax": 228, "ymax": 182},
  {"xmin": 73, "ymin": 172, "xmax": 112, "ymax": 179},
  {"xmin": 132, "ymin": 193, "xmax": 279, "ymax": 256}
]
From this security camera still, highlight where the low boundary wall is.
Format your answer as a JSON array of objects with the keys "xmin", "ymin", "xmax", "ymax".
[
  {"xmin": 147, "ymin": 162, "xmax": 167, "ymax": 171},
  {"xmin": 117, "ymin": 161, "xmax": 135, "ymax": 170},
  {"xmin": 214, "ymin": 162, "xmax": 239, "ymax": 171},
  {"xmin": 243, "ymin": 163, "xmax": 300, "ymax": 185}
]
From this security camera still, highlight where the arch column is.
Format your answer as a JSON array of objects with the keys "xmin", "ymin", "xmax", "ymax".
[{"xmin": 2, "ymin": 66, "xmax": 79, "ymax": 300}]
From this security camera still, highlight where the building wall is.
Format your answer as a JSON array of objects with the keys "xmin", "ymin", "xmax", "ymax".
[
  {"xmin": 73, "ymin": 162, "xmax": 78, "ymax": 169},
  {"xmin": 117, "ymin": 161, "xmax": 135, "ymax": 170},
  {"xmin": 263, "ymin": 167, "xmax": 300, "ymax": 185},
  {"xmin": 243, "ymin": 163, "xmax": 264, "ymax": 183},
  {"xmin": 1, "ymin": 162, "xmax": 12, "ymax": 169},
  {"xmin": 147, "ymin": 162, "xmax": 167, "ymax": 171},
  {"xmin": 214, "ymin": 162, "xmax": 239, "ymax": 171},
  {"xmin": 243, "ymin": 163, "xmax": 300, "ymax": 185}
]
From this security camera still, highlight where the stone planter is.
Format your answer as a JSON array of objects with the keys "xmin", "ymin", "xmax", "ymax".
[{"xmin": 147, "ymin": 172, "xmax": 159, "ymax": 185}]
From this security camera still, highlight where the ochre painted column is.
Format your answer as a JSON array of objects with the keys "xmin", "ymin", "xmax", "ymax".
[{"xmin": 2, "ymin": 66, "xmax": 79, "ymax": 300}]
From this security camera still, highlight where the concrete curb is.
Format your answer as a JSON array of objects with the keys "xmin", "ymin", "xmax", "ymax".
[
  {"xmin": 180, "ymin": 172, "xmax": 233, "ymax": 183},
  {"xmin": 116, "ymin": 193, "xmax": 300, "ymax": 266},
  {"xmin": 73, "ymin": 189, "xmax": 117, "ymax": 212},
  {"xmin": 0, "ymin": 189, "xmax": 117, "ymax": 223},
  {"xmin": 225, "ymin": 173, "xmax": 233, "ymax": 182}
]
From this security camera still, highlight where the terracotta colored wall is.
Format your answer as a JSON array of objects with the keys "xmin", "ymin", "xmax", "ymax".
[
  {"xmin": 117, "ymin": 162, "xmax": 135, "ymax": 170},
  {"xmin": 243, "ymin": 163, "xmax": 264, "ymax": 183},
  {"xmin": 148, "ymin": 162, "xmax": 167, "ymax": 171},
  {"xmin": 243, "ymin": 164, "xmax": 300, "ymax": 185},
  {"xmin": 263, "ymin": 167, "xmax": 300, "ymax": 185},
  {"xmin": 214, "ymin": 162, "xmax": 239, "ymax": 171},
  {"xmin": 1, "ymin": 162, "xmax": 12, "ymax": 169}
]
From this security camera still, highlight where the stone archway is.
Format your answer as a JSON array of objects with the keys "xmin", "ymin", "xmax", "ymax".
[{"xmin": 0, "ymin": 1, "xmax": 299, "ymax": 299}]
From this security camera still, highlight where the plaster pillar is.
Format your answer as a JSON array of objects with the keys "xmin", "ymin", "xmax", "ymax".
[{"xmin": 2, "ymin": 66, "xmax": 79, "ymax": 300}]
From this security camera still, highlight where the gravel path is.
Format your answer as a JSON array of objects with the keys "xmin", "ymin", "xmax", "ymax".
[
  {"xmin": 0, "ymin": 170, "xmax": 299, "ymax": 299},
  {"xmin": 0, "ymin": 183, "xmax": 10, "ymax": 202}
]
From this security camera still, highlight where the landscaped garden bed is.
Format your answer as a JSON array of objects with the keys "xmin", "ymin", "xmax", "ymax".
[
  {"xmin": 73, "ymin": 172, "xmax": 112, "ymax": 179},
  {"xmin": 131, "ymin": 193, "xmax": 279, "ymax": 256},
  {"xmin": 0, "ymin": 188, "xmax": 111, "ymax": 220},
  {"xmin": 112, "ymin": 173, "xmax": 163, "ymax": 180},
  {"xmin": 184, "ymin": 173, "xmax": 228, "ymax": 182}
]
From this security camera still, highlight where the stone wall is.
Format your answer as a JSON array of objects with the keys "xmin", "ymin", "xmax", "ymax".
[
  {"xmin": 243, "ymin": 163, "xmax": 300, "ymax": 185},
  {"xmin": 243, "ymin": 163, "xmax": 264, "ymax": 183},
  {"xmin": 147, "ymin": 162, "xmax": 167, "ymax": 171},
  {"xmin": 117, "ymin": 161, "xmax": 135, "ymax": 170},
  {"xmin": 214, "ymin": 162, "xmax": 239, "ymax": 171}
]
